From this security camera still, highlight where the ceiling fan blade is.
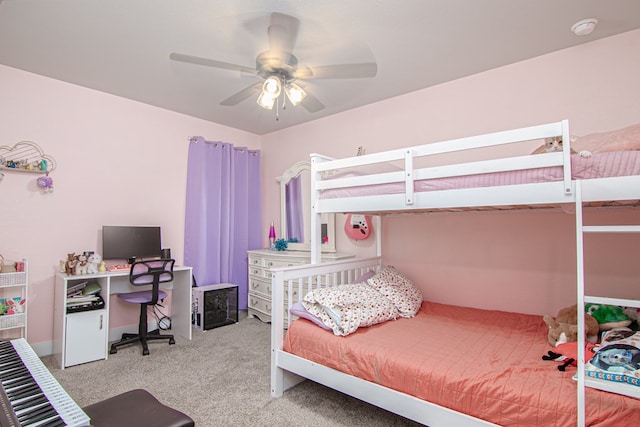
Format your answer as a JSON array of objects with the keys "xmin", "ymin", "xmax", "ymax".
[
  {"xmin": 220, "ymin": 82, "xmax": 262, "ymax": 106},
  {"xmin": 305, "ymin": 63, "xmax": 378, "ymax": 79},
  {"xmin": 268, "ymin": 12, "xmax": 300, "ymax": 56},
  {"xmin": 300, "ymin": 91, "xmax": 325, "ymax": 113},
  {"xmin": 170, "ymin": 52, "xmax": 257, "ymax": 75},
  {"xmin": 292, "ymin": 65, "xmax": 313, "ymax": 79}
]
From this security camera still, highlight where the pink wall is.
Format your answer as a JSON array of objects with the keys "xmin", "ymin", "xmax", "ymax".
[
  {"xmin": 2, "ymin": 29, "xmax": 639, "ymax": 353},
  {"xmin": 261, "ymin": 29, "xmax": 640, "ymax": 316},
  {"xmin": 0, "ymin": 65, "xmax": 259, "ymax": 352}
]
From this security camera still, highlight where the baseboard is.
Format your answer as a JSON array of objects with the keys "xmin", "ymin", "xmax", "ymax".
[{"xmin": 25, "ymin": 321, "xmax": 161, "ymax": 358}]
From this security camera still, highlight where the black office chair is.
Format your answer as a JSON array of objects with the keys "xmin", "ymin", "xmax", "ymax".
[{"xmin": 110, "ymin": 259, "xmax": 176, "ymax": 356}]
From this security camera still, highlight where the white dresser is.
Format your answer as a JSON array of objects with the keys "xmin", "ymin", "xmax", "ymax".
[{"xmin": 247, "ymin": 249, "xmax": 353, "ymax": 322}]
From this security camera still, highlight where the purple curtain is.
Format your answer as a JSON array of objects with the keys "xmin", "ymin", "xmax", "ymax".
[
  {"xmin": 285, "ymin": 175, "xmax": 304, "ymax": 242},
  {"xmin": 184, "ymin": 137, "xmax": 262, "ymax": 309}
]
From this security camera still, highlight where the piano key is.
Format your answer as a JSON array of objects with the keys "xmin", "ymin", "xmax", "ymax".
[{"xmin": 0, "ymin": 339, "xmax": 90, "ymax": 427}]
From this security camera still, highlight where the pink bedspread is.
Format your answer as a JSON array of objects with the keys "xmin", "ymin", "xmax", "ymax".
[
  {"xmin": 321, "ymin": 151, "xmax": 640, "ymax": 199},
  {"xmin": 284, "ymin": 301, "xmax": 640, "ymax": 426}
]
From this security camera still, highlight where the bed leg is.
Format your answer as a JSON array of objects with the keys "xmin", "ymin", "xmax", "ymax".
[
  {"xmin": 271, "ymin": 347, "xmax": 285, "ymax": 397},
  {"xmin": 271, "ymin": 349, "xmax": 305, "ymax": 397}
]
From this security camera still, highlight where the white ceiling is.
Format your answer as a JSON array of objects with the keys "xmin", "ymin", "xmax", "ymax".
[{"xmin": 1, "ymin": 0, "xmax": 639, "ymax": 135}]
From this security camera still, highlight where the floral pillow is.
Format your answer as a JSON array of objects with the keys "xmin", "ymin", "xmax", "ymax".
[
  {"xmin": 367, "ymin": 266, "xmax": 423, "ymax": 318},
  {"xmin": 302, "ymin": 282, "xmax": 399, "ymax": 336}
]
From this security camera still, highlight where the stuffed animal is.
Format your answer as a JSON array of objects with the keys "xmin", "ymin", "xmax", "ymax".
[
  {"xmin": 542, "ymin": 341, "xmax": 597, "ymax": 371},
  {"xmin": 623, "ymin": 307, "xmax": 640, "ymax": 328},
  {"xmin": 75, "ymin": 254, "xmax": 88, "ymax": 275},
  {"xmin": 64, "ymin": 253, "xmax": 77, "ymax": 275},
  {"xmin": 585, "ymin": 303, "xmax": 631, "ymax": 331},
  {"xmin": 543, "ymin": 304, "xmax": 599, "ymax": 347},
  {"xmin": 5, "ymin": 298, "xmax": 25, "ymax": 315},
  {"xmin": 87, "ymin": 253, "xmax": 102, "ymax": 274}
]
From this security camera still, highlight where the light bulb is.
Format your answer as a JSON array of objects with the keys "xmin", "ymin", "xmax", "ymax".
[
  {"xmin": 257, "ymin": 93, "xmax": 275, "ymax": 110},
  {"xmin": 263, "ymin": 76, "xmax": 281, "ymax": 96},
  {"xmin": 285, "ymin": 83, "xmax": 306, "ymax": 106}
]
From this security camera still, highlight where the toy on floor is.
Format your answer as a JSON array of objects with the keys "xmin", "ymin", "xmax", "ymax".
[{"xmin": 542, "ymin": 304, "xmax": 599, "ymax": 347}]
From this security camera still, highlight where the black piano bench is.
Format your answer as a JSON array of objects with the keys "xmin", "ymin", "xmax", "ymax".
[{"xmin": 82, "ymin": 389, "xmax": 195, "ymax": 427}]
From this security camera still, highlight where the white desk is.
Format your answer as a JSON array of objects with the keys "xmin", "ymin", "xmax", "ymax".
[{"xmin": 53, "ymin": 265, "xmax": 193, "ymax": 369}]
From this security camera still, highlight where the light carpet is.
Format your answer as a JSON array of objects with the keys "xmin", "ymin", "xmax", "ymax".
[{"xmin": 41, "ymin": 312, "xmax": 421, "ymax": 426}]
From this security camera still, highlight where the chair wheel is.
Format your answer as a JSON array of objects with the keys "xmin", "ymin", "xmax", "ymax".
[
  {"xmin": 169, "ymin": 338, "xmax": 175, "ymax": 345},
  {"xmin": 109, "ymin": 347, "xmax": 117, "ymax": 354},
  {"xmin": 143, "ymin": 348, "xmax": 150, "ymax": 356}
]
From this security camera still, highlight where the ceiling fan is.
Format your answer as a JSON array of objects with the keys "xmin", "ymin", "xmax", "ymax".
[{"xmin": 169, "ymin": 12, "xmax": 377, "ymax": 115}]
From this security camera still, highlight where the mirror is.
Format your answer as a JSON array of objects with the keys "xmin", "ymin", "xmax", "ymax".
[{"xmin": 278, "ymin": 161, "xmax": 336, "ymax": 252}]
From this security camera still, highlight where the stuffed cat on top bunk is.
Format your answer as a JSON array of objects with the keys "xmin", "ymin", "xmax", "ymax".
[
  {"xmin": 531, "ymin": 136, "xmax": 592, "ymax": 158},
  {"xmin": 532, "ymin": 122, "xmax": 640, "ymax": 157}
]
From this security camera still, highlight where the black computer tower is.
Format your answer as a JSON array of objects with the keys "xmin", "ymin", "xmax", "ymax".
[{"xmin": 192, "ymin": 284, "xmax": 238, "ymax": 331}]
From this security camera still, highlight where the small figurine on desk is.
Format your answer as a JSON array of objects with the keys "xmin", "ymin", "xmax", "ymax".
[
  {"xmin": 98, "ymin": 261, "xmax": 106, "ymax": 273},
  {"xmin": 75, "ymin": 254, "xmax": 89, "ymax": 275},
  {"xmin": 64, "ymin": 253, "xmax": 77, "ymax": 275},
  {"xmin": 87, "ymin": 253, "xmax": 102, "ymax": 274}
]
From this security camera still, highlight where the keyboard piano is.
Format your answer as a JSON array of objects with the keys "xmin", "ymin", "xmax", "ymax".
[{"xmin": 0, "ymin": 339, "xmax": 90, "ymax": 427}]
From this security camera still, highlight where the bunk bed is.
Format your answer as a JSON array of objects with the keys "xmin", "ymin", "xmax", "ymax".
[{"xmin": 269, "ymin": 120, "xmax": 640, "ymax": 426}]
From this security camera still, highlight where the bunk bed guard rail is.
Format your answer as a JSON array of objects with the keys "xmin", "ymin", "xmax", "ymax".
[{"xmin": 310, "ymin": 119, "xmax": 573, "ymax": 211}]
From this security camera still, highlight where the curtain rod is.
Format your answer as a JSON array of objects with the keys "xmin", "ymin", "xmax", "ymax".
[{"xmin": 188, "ymin": 137, "xmax": 259, "ymax": 155}]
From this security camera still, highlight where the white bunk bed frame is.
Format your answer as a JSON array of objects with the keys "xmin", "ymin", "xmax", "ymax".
[{"xmin": 270, "ymin": 119, "xmax": 640, "ymax": 426}]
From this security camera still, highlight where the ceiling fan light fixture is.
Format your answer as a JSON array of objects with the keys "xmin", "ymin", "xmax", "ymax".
[
  {"xmin": 257, "ymin": 91, "xmax": 276, "ymax": 110},
  {"xmin": 262, "ymin": 76, "xmax": 282, "ymax": 97},
  {"xmin": 285, "ymin": 82, "xmax": 306, "ymax": 106}
]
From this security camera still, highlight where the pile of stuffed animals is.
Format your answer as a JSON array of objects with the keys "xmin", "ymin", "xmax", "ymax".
[
  {"xmin": 62, "ymin": 252, "xmax": 105, "ymax": 275},
  {"xmin": 542, "ymin": 303, "xmax": 640, "ymax": 371}
]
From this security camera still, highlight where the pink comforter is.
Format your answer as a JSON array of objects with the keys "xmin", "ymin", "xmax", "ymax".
[{"xmin": 284, "ymin": 301, "xmax": 640, "ymax": 426}]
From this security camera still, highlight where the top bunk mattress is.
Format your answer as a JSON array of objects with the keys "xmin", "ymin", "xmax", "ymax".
[
  {"xmin": 320, "ymin": 150, "xmax": 640, "ymax": 200},
  {"xmin": 284, "ymin": 301, "xmax": 640, "ymax": 426}
]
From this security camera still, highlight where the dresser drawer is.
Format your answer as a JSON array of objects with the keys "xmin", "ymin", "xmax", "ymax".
[
  {"xmin": 248, "ymin": 293, "xmax": 272, "ymax": 316},
  {"xmin": 248, "ymin": 255, "xmax": 264, "ymax": 267},
  {"xmin": 249, "ymin": 253, "xmax": 308, "ymax": 269},
  {"xmin": 248, "ymin": 266, "xmax": 274, "ymax": 280},
  {"xmin": 284, "ymin": 287, "xmax": 300, "ymax": 303},
  {"xmin": 264, "ymin": 258, "xmax": 307, "ymax": 268},
  {"xmin": 249, "ymin": 278, "xmax": 270, "ymax": 297}
]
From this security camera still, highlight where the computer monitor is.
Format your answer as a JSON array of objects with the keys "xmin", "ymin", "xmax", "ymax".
[{"xmin": 102, "ymin": 225, "xmax": 162, "ymax": 262}]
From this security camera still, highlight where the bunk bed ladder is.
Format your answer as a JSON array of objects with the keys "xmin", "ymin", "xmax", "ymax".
[{"xmin": 575, "ymin": 180, "xmax": 640, "ymax": 426}]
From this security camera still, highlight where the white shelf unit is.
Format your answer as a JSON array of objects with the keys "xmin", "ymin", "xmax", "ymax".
[
  {"xmin": 576, "ymin": 182, "xmax": 640, "ymax": 425},
  {"xmin": 0, "ymin": 259, "xmax": 28, "ymax": 340},
  {"xmin": 54, "ymin": 274, "xmax": 110, "ymax": 368}
]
